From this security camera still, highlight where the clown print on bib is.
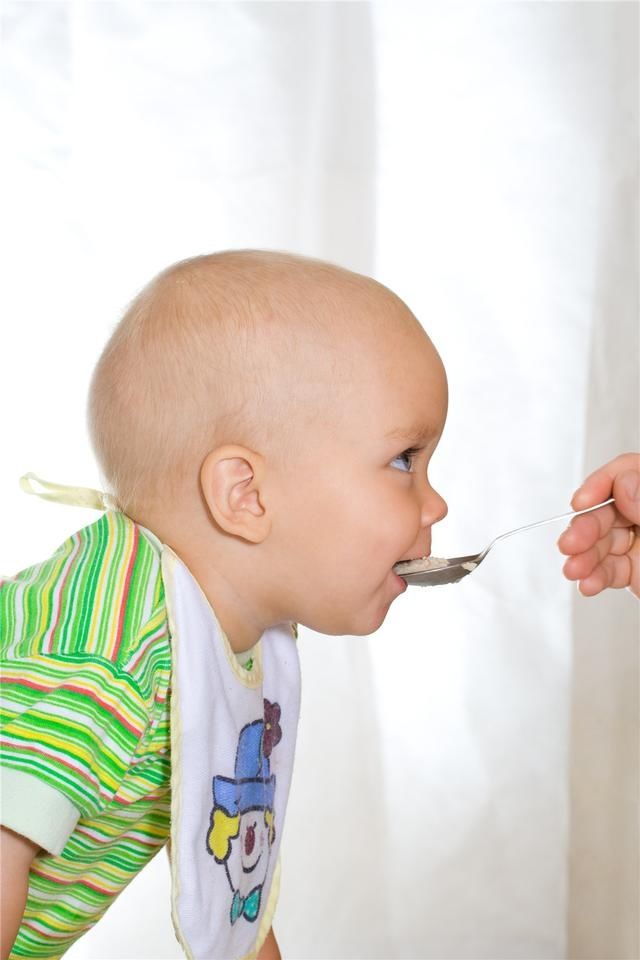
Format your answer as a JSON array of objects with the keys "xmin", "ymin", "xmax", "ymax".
[{"xmin": 207, "ymin": 701, "xmax": 282, "ymax": 927}]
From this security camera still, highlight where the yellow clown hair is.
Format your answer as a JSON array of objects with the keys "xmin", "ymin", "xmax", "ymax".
[
  {"xmin": 207, "ymin": 808, "xmax": 240, "ymax": 863},
  {"xmin": 264, "ymin": 808, "xmax": 275, "ymax": 847}
]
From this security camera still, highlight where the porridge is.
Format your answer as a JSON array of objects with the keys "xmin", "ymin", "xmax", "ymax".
[{"xmin": 392, "ymin": 555, "xmax": 450, "ymax": 575}]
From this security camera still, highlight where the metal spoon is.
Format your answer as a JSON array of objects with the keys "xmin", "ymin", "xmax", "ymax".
[{"xmin": 393, "ymin": 497, "xmax": 616, "ymax": 587}]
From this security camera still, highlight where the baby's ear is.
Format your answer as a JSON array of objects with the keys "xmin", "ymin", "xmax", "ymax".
[
  {"xmin": 207, "ymin": 808, "xmax": 240, "ymax": 863},
  {"xmin": 200, "ymin": 446, "xmax": 271, "ymax": 544}
]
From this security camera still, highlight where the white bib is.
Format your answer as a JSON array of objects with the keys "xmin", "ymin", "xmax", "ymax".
[{"xmin": 162, "ymin": 546, "xmax": 301, "ymax": 960}]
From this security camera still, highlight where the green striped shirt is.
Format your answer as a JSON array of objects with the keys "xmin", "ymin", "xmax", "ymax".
[{"xmin": 1, "ymin": 511, "xmax": 172, "ymax": 958}]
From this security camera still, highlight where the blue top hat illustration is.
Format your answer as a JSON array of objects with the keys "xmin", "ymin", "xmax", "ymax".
[{"xmin": 212, "ymin": 719, "xmax": 276, "ymax": 815}]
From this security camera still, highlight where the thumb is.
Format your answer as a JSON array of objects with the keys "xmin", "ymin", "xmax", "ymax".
[{"xmin": 614, "ymin": 470, "xmax": 640, "ymax": 525}]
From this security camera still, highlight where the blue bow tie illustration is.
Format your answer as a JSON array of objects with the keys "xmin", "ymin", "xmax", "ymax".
[{"xmin": 230, "ymin": 886, "xmax": 262, "ymax": 924}]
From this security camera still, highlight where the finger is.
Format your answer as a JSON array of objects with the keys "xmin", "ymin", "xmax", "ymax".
[
  {"xmin": 571, "ymin": 453, "xmax": 640, "ymax": 515},
  {"xmin": 577, "ymin": 553, "xmax": 635, "ymax": 597},
  {"xmin": 630, "ymin": 532, "xmax": 640, "ymax": 598},
  {"xmin": 561, "ymin": 527, "xmax": 634, "ymax": 580},
  {"xmin": 613, "ymin": 469, "xmax": 640, "ymax": 527},
  {"xmin": 557, "ymin": 506, "xmax": 618, "ymax": 555},
  {"xmin": 562, "ymin": 531, "xmax": 611, "ymax": 580},
  {"xmin": 562, "ymin": 527, "xmax": 634, "ymax": 580},
  {"xmin": 559, "ymin": 523, "xmax": 634, "ymax": 565}
]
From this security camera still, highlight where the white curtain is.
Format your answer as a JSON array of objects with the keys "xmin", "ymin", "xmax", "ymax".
[{"xmin": 1, "ymin": 3, "xmax": 637, "ymax": 958}]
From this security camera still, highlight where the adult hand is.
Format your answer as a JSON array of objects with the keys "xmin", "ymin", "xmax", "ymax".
[{"xmin": 557, "ymin": 452, "xmax": 640, "ymax": 599}]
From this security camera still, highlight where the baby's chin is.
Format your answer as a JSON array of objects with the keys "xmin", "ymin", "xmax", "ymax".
[
  {"xmin": 299, "ymin": 587, "xmax": 399, "ymax": 638},
  {"xmin": 348, "ymin": 604, "xmax": 396, "ymax": 638}
]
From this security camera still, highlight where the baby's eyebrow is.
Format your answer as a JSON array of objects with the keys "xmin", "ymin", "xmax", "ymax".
[{"xmin": 385, "ymin": 422, "xmax": 439, "ymax": 444}]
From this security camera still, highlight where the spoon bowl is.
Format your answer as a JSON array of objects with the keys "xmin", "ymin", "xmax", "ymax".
[{"xmin": 393, "ymin": 497, "xmax": 616, "ymax": 587}]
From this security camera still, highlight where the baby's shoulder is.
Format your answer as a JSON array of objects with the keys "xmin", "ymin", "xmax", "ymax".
[{"xmin": 0, "ymin": 511, "xmax": 169, "ymax": 676}]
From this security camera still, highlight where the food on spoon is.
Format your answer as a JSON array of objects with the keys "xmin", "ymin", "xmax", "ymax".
[{"xmin": 393, "ymin": 555, "xmax": 450, "ymax": 575}]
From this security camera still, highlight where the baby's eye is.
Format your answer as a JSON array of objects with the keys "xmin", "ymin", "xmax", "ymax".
[{"xmin": 391, "ymin": 448, "xmax": 420, "ymax": 472}]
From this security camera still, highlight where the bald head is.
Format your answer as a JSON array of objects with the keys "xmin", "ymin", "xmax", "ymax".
[{"xmin": 87, "ymin": 249, "xmax": 419, "ymax": 517}]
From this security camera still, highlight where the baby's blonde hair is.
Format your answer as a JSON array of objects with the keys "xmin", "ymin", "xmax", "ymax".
[{"xmin": 87, "ymin": 249, "xmax": 385, "ymax": 518}]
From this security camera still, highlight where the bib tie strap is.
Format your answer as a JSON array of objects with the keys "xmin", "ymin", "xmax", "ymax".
[{"xmin": 19, "ymin": 472, "xmax": 118, "ymax": 512}]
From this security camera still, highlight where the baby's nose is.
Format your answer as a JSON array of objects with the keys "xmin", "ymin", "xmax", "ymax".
[{"xmin": 424, "ymin": 486, "xmax": 448, "ymax": 525}]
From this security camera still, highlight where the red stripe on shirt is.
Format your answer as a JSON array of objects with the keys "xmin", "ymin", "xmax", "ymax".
[{"xmin": 111, "ymin": 524, "xmax": 139, "ymax": 662}]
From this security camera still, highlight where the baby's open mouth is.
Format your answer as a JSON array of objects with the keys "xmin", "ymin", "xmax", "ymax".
[{"xmin": 393, "ymin": 555, "xmax": 450, "ymax": 575}]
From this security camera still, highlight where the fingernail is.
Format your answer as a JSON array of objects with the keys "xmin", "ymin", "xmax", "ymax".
[{"xmin": 621, "ymin": 472, "xmax": 640, "ymax": 501}]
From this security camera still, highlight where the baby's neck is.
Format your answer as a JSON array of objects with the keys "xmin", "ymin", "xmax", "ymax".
[{"xmin": 132, "ymin": 509, "xmax": 272, "ymax": 655}]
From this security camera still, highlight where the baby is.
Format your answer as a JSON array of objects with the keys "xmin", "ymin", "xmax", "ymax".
[{"xmin": 0, "ymin": 250, "xmax": 449, "ymax": 960}]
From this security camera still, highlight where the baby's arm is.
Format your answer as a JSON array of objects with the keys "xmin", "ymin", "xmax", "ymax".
[
  {"xmin": 256, "ymin": 926, "xmax": 281, "ymax": 960},
  {"xmin": 0, "ymin": 825, "xmax": 40, "ymax": 959}
]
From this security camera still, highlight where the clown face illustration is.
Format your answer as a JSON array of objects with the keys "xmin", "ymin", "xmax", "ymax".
[
  {"xmin": 206, "ymin": 701, "xmax": 282, "ymax": 926},
  {"xmin": 226, "ymin": 809, "xmax": 272, "ymax": 897}
]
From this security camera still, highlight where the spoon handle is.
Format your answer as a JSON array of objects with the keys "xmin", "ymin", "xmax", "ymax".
[{"xmin": 485, "ymin": 497, "xmax": 616, "ymax": 553}]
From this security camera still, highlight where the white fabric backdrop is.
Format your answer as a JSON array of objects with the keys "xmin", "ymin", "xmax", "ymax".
[{"xmin": 1, "ymin": 3, "xmax": 637, "ymax": 958}]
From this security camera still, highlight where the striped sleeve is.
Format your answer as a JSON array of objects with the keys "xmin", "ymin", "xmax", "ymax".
[
  {"xmin": 0, "ymin": 511, "xmax": 165, "ymax": 822},
  {"xmin": 0, "ymin": 651, "xmax": 151, "ymax": 818}
]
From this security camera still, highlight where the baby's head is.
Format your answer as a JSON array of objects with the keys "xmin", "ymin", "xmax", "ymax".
[{"xmin": 88, "ymin": 250, "xmax": 448, "ymax": 641}]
